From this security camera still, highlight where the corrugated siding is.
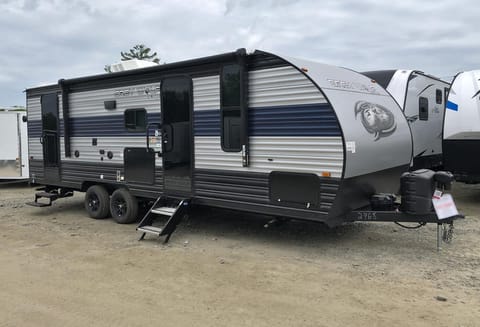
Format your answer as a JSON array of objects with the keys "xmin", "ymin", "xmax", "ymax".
[
  {"xmin": 249, "ymin": 66, "xmax": 327, "ymax": 107},
  {"xmin": 28, "ymin": 138, "xmax": 43, "ymax": 160},
  {"xmin": 27, "ymin": 96, "xmax": 42, "ymax": 120},
  {"xmin": 194, "ymin": 169, "xmax": 340, "ymax": 215},
  {"xmin": 66, "ymin": 113, "xmax": 161, "ymax": 137},
  {"xmin": 61, "ymin": 137, "xmax": 163, "ymax": 166},
  {"xmin": 194, "ymin": 104, "xmax": 341, "ymax": 137},
  {"xmin": 195, "ymin": 136, "xmax": 343, "ymax": 178},
  {"xmin": 193, "ymin": 75, "xmax": 220, "ymax": 111},
  {"xmin": 249, "ymin": 103, "xmax": 340, "ymax": 136},
  {"xmin": 27, "ymin": 96, "xmax": 43, "ymax": 160},
  {"xmin": 195, "ymin": 170, "xmax": 269, "ymax": 204},
  {"xmin": 192, "ymin": 67, "xmax": 328, "ymax": 110},
  {"xmin": 27, "ymin": 94, "xmax": 63, "ymax": 160},
  {"xmin": 193, "ymin": 66, "xmax": 343, "ymax": 178},
  {"xmin": 58, "ymin": 93, "xmax": 63, "ymax": 120},
  {"xmin": 68, "ymin": 82, "xmax": 161, "ymax": 118},
  {"xmin": 29, "ymin": 159, "xmax": 44, "ymax": 180},
  {"xmin": 60, "ymin": 161, "xmax": 164, "ymax": 197}
]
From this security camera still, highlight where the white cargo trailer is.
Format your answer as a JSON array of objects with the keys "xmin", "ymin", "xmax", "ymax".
[
  {"xmin": 0, "ymin": 110, "xmax": 29, "ymax": 181},
  {"xmin": 443, "ymin": 70, "xmax": 480, "ymax": 183}
]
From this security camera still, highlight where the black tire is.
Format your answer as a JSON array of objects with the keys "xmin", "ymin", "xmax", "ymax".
[
  {"xmin": 84, "ymin": 185, "xmax": 110, "ymax": 219},
  {"xmin": 109, "ymin": 188, "xmax": 139, "ymax": 224}
]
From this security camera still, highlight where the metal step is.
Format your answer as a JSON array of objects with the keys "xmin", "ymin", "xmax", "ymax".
[
  {"xmin": 35, "ymin": 192, "xmax": 59, "ymax": 199},
  {"xmin": 151, "ymin": 207, "xmax": 176, "ymax": 216},
  {"xmin": 26, "ymin": 201, "xmax": 51, "ymax": 207},
  {"xmin": 137, "ymin": 197, "xmax": 190, "ymax": 242},
  {"xmin": 137, "ymin": 225, "xmax": 163, "ymax": 236}
]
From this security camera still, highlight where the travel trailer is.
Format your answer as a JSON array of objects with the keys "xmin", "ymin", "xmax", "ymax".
[
  {"xmin": 25, "ymin": 49, "xmax": 460, "ymax": 244},
  {"xmin": 0, "ymin": 110, "xmax": 29, "ymax": 182},
  {"xmin": 443, "ymin": 70, "xmax": 480, "ymax": 183},
  {"xmin": 362, "ymin": 70, "xmax": 449, "ymax": 169}
]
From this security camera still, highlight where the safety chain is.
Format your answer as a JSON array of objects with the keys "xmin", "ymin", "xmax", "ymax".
[{"xmin": 442, "ymin": 222, "xmax": 454, "ymax": 243}]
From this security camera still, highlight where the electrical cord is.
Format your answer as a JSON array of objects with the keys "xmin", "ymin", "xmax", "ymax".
[{"xmin": 394, "ymin": 222, "xmax": 427, "ymax": 229}]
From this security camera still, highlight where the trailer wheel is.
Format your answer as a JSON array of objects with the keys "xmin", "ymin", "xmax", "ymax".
[
  {"xmin": 110, "ymin": 188, "xmax": 139, "ymax": 224},
  {"xmin": 85, "ymin": 185, "xmax": 110, "ymax": 219}
]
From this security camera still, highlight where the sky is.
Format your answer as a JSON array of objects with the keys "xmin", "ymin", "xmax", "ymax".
[{"xmin": 0, "ymin": 0, "xmax": 479, "ymax": 106}]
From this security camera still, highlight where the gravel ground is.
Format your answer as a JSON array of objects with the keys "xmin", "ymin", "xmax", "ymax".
[{"xmin": 0, "ymin": 182, "xmax": 479, "ymax": 326}]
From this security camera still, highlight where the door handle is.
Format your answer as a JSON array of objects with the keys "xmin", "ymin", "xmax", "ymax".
[{"xmin": 162, "ymin": 124, "xmax": 173, "ymax": 153}]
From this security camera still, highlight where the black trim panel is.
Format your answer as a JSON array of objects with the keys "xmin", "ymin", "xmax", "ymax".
[
  {"xmin": 26, "ymin": 85, "xmax": 60, "ymax": 98},
  {"xmin": 247, "ymin": 51, "xmax": 290, "ymax": 71},
  {"xmin": 443, "ymin": 139, "xmax": 480, "ymax": 183},
  {"xmin": 193, "ymin": 197, "xmax": 333, "ymax": 225},
  {"xmin": 30, "ymin": 159, "xmax": 164, "ymax": 198},
  {"xmin": 59, "ymin": 80, "xmax": 71, "ymax": 157},
  {"xmin": 194, "ymin": 168, "xmax": 340, "ymax": 217},
  {"xmin": 361, "ymin": 70, "xmax": 397, "ymax": 89},
  {"xmin": 412, "ymin": 153, "xmax": 443, "ymax": 170},
  {"xmin": 327, "ymin": 164, "xmax": 410, "ymax": 224}
]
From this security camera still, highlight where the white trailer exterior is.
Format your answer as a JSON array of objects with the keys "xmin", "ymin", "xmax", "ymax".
[
  {"xmin": 443, "ymin": 70, "xmax": 480, "ymax": 182},
  {"xmin": 0, "ymin": 111, "xmax": 29, "ymax": 181},
  {"xmin": 362, "ymin": 70, "xmax": 450, "ymax": 169}
]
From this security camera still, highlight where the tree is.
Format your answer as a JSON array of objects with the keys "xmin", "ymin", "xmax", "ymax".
[
  {"xmin": 121, "ymin": 44, "xmax": 160, "ymax": 63},
  {"xmin": 104, "ymin": 44, "xmax": 160, "ymax": 73}
]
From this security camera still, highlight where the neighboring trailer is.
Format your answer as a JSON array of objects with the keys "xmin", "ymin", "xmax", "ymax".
[
  {"xmin": 0, "ymin": 111, "xmax": 29, "ymax": 181},
  {"xmin": 443, "ymin": 70, "xmax": 480, "ymax": 183},
  {"xmin": 26, "ymin": 49, "xmax": 413, "ymax": 227},
  {"xmin": 362, "ymin": 70, "xmax": 450, "ymax": 170}
]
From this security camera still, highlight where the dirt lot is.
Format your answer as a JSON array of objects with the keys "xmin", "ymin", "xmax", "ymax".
[{"xmin": 0, "ymin": 183, "xmax": 479, "ymax": 327}]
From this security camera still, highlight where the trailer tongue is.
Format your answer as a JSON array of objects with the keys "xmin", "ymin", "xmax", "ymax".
[{"xmin": 345, "ymin": 169, "xmax": 463, "ymax": 250}]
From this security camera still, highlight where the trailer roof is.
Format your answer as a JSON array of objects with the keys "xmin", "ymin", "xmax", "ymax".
[{"xmin": 26, "ymin": 49, "xmax": 246, "ymax": 94}]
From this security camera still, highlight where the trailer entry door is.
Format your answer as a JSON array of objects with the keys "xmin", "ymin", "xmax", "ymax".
[
  {"xmin": 161, "ymin": 77, "xmax": 192, "ymax": 194},
  {"xmin": 41, "ymin": 93, "xmax": 61, "ymax": 182}
]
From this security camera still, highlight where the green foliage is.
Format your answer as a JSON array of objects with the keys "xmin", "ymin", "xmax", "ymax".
[
  {"xmin": 0, "ymin": 105, "xmax": 25, "ymax": 111},
  {"xmin": 120, "ymin": 44, "xmax": 160, "ymax": 63}
]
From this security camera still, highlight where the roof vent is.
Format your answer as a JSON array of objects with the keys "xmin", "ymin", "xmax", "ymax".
[{"xmin": 110, "ymin": 59, "xmax": 158, "ymax": 72}]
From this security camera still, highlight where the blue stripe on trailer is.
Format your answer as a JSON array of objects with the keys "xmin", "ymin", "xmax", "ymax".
[
  {"xmin": 194, "ymin": 103, "xmax": 341, "ymax": 137},
  {"xmin": 28, "ymin": 103, "xmax": 342, "ymax": 138},
  {"xmin": 28, "ymin": 113, "xmax": 162, "ymax": 138},
  {"xmin": 193, "ymin": 110, "xmax": 220, "ymax": 136},
  {"xmin": 249, "ymin": 103, "xmax": 341, "ymax": 137},
  {"xmin": 446, "ymin": 101, "xmax": 458, "ymax": 111}
]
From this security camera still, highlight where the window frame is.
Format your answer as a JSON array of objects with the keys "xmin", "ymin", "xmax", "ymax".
[
  {"xmin": 419, "ymin": 97, "xmax": 429, "ymax": 121},
  {"xmin": 220, "ymin": 63, "xmax": 243, "ymax": 152},
  {"xmin": 124, "ymin": 108, "xmax": 147, "ymax": 132},
  {"xmin": 436, "ymin": 89, "xmax": 443, "ymax": 104}
]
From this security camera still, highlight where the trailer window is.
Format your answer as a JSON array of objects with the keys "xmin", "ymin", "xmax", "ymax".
[
  {"xmin": 436, "ymin": 89, "xmax": 443, "ymax": 104},
  {"xmin": 124, "ymin": 108, "xmax": 147, "ymax": 132},
  {"xmin": 222, "ymin": 64, "xmax": 241, "ymax": 107},
  {"xmin": 419, "ymin": 97, "xmax": 429, "ymax": 121},
  {"xmin": 221, "ymin": 64, "xmax": 241, "ymax": 151}
]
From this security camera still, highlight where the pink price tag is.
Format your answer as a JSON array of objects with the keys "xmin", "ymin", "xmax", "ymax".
[{"xmin": 432, "ymin": 190, "xmax": 443, "ymax": 200}]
